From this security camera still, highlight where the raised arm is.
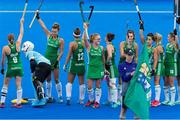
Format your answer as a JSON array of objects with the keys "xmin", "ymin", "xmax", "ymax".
[
  {"xmin": 36, "ymin": 12, "xmax": 50, "ymax": 37},
  {"xmin": 57, "ymin": 38, "xmax": 64, "ymax": 61},
  {"xmin": 82, "ymin": 22, "xmax": 90, "ymax": 51},
  {"xmin": 16, "ymin": 18, "xmax": 24, "ymax": 52},
  {"xmin": 139, "ymin": 20, "xmax": 145, "ymax": 44},
  {"xmin": 139, "ymin": 29, "xmax": 145, "ymax": 44},
  {"xmin": 174, "ymin": 29, "xmax": 179, "ymax": 50}
]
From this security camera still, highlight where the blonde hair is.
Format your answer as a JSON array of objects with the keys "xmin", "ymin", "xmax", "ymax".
[
  {"xmin": 90, "ymin": 33, "xmax": 100, "ymax": 43},
  {"xmin": 153, "ymin": 33, "xmax": 162, "ymax": 43}
]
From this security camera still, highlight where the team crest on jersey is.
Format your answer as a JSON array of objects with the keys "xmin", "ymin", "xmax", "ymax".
[{"xmin": 79, "ymin": 49, "xmax": 83, "ymax": 52}]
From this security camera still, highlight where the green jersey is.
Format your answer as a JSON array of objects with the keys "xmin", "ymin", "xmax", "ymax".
[
  {"xmin": 165, "ymin": 43, "xmax": 177, "ymax": 63},
  {"xmin": 87, "ymin": 45, "xmax": 104, "ymax": 79},
  {"xmin": 164, "ymin": 42, "xmax": 177, "ymax": 76},
  {"xmin": 154, "ymin": 43, "xmax": 165, "ymax": 76},
  {"xmin": 45, "ymin": 36, "xmax": 60, "ymax": 69},
  {"xmin": 69, "ymin": 39, "xmax": 85, "ymax": 74},
  {"xmin": 104, "ymin": 44, "xmax": 119, "ymax": 78},
  {"xmin": 177, "ymin": 49, "xmax": 180, "ymax": 76},
  {"xmin": 119, "ymin": 41, "xmax": 136, "ymax": 63},
  {"xmin": 6, "ymin": 44, "xmax": 23, "ymax": 77},
  {"xmin": 147, "ymin": 46, "xmax": 154, "ymax": 66}
]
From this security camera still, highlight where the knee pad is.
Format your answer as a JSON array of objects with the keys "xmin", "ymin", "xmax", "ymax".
[{"xmin": 109, "ymin": 78, "xmax": 117, "ymax": 89}]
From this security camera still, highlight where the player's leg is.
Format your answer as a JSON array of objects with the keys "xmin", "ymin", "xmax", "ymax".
[
  {"xmin": 120, "ymin": 81, "xmax": 129, "ymax": 119},
  {"xmin": 78, "ymin": 74, "xmax": 85, "ymax": 104},
  {"xmin": 46, "ymin": 72, "xmax": 53, "ymax": 102},
  {"xmin": 109, "ymin": 78, "xmax": 118, "ymax": 108},
  {"xmin": 162, "ymin": 76, "xmax": 170, "ymax": 105},
  {"xmin": 117, "ymin": 77, "xmax": 122, "ymax": 105},
  {"xmin": 66, "ymin": 72, "xmax": 75, "ymax": 105},
  {"xmin": 176, "ymin": 76, "xmax": 180, "ymax": 104},
  {"xmin": 168, "ymin": 76, "xmax": 176, "ymax": 106},
  {"xmin": 103, "ymin": 78, "xmax": 112, "ymax": 106},
  {"xmin": 54, "ymin": 68, "xmax": 63, "ymax": 103},
  {"xmin": 85, "ymin": 79, "xmax": 94, "ymax": 107},
  {"xmin": 0, "ymin": 77, "xmax": 10, "ymax": 108},
  {"xmin": 151, "ymin": 75, "xmax": 161, "ymax": 106},
  {"xmin": 93, "ymin": 79, "xmax": 101, "ymax": 108},
  {"xmin": 12, "ymin": 76, "xmax": 23, "ymax": 108}
]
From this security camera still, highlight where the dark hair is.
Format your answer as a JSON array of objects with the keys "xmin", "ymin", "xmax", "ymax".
[
  {"xmin": 147, "ymin": 33, "xmax": 154, "ymax": 41},
  {"xmin": 106, "ymin": 33, "xmax": 115, "ymax": 42},
  {"xmin": 8, "ymin": 33, "xmax": 14, "ymax": 41},
  {"xmin": 127, "ymin": 30, "xmax": 135, "ymax": 40},
  {"xmin": 52, "ymin": 23, "xmax": 60, "ymax": 31},
  {"xmin": 74, "ymin": 28, "xmax": 81, "ymax": 36}
]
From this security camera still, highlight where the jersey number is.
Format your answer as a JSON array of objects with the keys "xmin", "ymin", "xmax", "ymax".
[
  {"xmin": 78, "ymin": 53, "xmax": 84, "ymax": 61},
  {"xmin": 13, "ymin": 57, "xmax": 18, "ymax": 63}
]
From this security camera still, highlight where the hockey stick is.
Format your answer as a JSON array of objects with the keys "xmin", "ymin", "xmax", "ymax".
[{"xmin": 29, "ymin": 0, "xmax": 44, "ymax": 28}]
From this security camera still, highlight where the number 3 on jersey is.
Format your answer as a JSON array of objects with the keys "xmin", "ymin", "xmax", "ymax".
[{"xmin": 78, "ymin": 53, "xmax": 84, "ymax": 61}]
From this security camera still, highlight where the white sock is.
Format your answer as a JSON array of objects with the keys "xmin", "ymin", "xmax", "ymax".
[
  {"xmin": 155, "ymin": 85, "xmax": 161, "ymax": 101},
  {"xmin": 56, "ymin": 82, "xmax": 62, "ymax": 97},
  {"xmin": 17, "ymin": 88, "xmax": 22, "ymax": 104},
  {"xmin": 170, "ymin": 86, "xmax": 176, "ymax": 103},
  {"xmin": 95, "ymin": 88, "xmax": 102, "ymax": 103},
  {"xmin": 79, "ymin": 84, "xmax": 85, "ymax": 101},
  {"xmin": 163, "ymin": 86, "xmax": 169, "ymax": 101},
  {"xmin": 178, "ymin": 86, "xmax": 180, "ymax": 101},
  {"xmin": 111, "ymin": 88, "xmax": 118, "ymax": 103},
  {"xmin": 46, "ymin": 81, "xmax": 52, "ymax": 98},
  {"xmin": 118, "ymin": 84, "xmax": 122, "ymax": 100},
  {"xmin": 1, "ymin": 86, "xmax": 8, "ymax": 103},
  {"xmin": 66, "ymin": 83, "xmax": 72, "ymax": 100},
  {"xmin": 88, "ymin": 88, "xmax": 94, "ymax": 102},
  {"xmin": 108, "ymin": 87, "xmax": 112, "ymax": 102}
]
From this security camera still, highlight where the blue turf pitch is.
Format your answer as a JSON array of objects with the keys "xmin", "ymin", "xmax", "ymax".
[{"xmin": 0, "ymin": 0, "xmax": 180, "ymax": 119}]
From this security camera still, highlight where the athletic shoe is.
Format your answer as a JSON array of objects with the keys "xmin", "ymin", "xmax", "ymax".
[
  {"xmin": 32, "ymin": 99, "xmax": 40, "ymax": 107},
  {"xmin": 93, "ymin": 102, "xmax": 100, "ymax": 108},
  {"xmin": 111, "ymin": 102, "xmax": 119, "ymax": 108},
  {"xmin": 175, "ymin": 100, "xmax": 180, "ymax": 105},
  {"xmin": 66, "ymin": 99, "xmax": 71, "ymax": 105},
  {"xmin": 78, "ymin": 99, "xmax": 84, "ymax": 104},
  {"xmin": 11, "ymin": 103, "xmax": 22, "ymax": 108},
  {"xmin": 38, "ymin": 98, "xmax": 47, "ymax": 106},
  {"xmin": 0, "ymin": 103, "xmax": 5, "ymax": 108},
  {"xmin": 57, "ymin": 96, "xmax": 63, "ymax": 104},
  {"xmin": 102, "ymin": 101, "xmax": 111, "ymax": 106},
  {"xmin": 167, "ymin": 101, "xmax": 175, "ymax": 106},
  {"xmin": 151, "ymin": 100, "xmax": 161, "ymax": 107},
  {"xmin": 47, "ymin": 97, "xmax": 55, "ymax": 103},
  {"xmin": 161, "ymin": 100, "xmax": 169, "ymax": 105},
  {"xmin": 84, "ymin": 100, "xmax": 94, "ymax": 107}
]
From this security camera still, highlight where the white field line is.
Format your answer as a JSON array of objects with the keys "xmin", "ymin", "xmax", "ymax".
[{"xmin": 0, "ymin": 10, "xmax": 173, "ymax": 14}]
